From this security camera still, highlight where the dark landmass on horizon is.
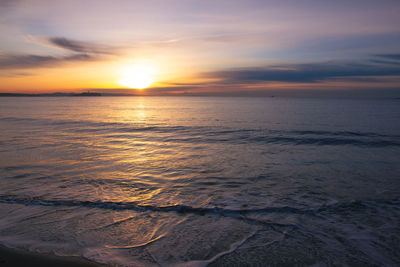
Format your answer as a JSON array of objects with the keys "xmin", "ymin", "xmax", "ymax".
[{"xmin": 0, "ymin": 92, "xmax": 102, "ymax": 97}]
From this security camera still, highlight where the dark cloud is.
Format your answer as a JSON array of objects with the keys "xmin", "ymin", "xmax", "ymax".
[
  {"xmin": 375, "ymin": 54, "xmax": 400, "ymax": 61},
  {"xmin": 203, "ymin": 61, "xmax": 400, "ymax": 84},
  {"xmin": 0, "ymin": 53, "xmax": 94, "ymax": 69},
  {"xmin": 46, "ymin": 37, "xmax": 114, "ymax": 55},
  {"xmin": 369, "ymin": 59, "xmax": 400, "ymax": 65}
]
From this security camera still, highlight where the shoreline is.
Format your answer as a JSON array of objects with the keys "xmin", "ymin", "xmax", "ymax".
[{"xmin": 0, "ymin": 245, "xmax": 104, "ymax": 267}]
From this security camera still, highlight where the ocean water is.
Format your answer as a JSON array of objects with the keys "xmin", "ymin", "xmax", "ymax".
[{"xmin": 0, "ymin": 96, "xmax": 399, "ymax": 266}]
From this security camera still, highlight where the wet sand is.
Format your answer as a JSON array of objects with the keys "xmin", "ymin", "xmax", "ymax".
[{"xmin": 0, "ymin": 245, "xmax": 103, "ymax": 267}]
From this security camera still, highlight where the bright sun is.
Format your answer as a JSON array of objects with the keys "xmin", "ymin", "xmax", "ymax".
[{"xmin": 118, "ymin": 66, "xmax": 155, "ymax": 89}]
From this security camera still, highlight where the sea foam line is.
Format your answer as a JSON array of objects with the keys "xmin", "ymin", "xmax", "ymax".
[{"xmin": 0, "ymin": 195, "xmax": 398, "ymax": 216}]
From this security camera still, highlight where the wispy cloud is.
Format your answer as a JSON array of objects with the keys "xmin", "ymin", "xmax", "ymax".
[
  {"xmin": 368, "ymin": 54, "xmax": 400, "ymax": 65},
  {"xmin": 0, "ymin": 53, "xmax": 94, "ymax": 69},
  {"xmin": 45, "ymin": 37, "xmax": 115, "ymax": 55},
  {"xmin": 0, "ymin": 70, "xmax": 31, "ymax": 77},
  {"xmin": 375, "ymin": 54, "xmax": 400, "ymax": 61},
  {"xmin": 0, "ymin": 36, "xmax": 120, "ymax": 70},
  {"xmin": 25, "ymin": 35, "xmax": 119, "ymax": 55}
]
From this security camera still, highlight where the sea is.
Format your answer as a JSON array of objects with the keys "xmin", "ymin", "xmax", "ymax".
[{"xmin": 0, "ymin": 96, "xmax": 399, "ymax": 266}]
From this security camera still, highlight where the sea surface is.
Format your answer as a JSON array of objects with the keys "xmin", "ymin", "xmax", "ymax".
[{"xmin": 0, "ymin": 96, "xmax": 399, "ymax": 266}]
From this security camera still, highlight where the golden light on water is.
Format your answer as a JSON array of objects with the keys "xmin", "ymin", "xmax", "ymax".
[{"xmin": 118, "ymin": 65, "xmax": 155, "ymax": 89}]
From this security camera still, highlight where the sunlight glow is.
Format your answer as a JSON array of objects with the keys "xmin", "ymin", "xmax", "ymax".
[{"xmin": 118, "ymin": 66, "xmax": 155, "ymax": 89}]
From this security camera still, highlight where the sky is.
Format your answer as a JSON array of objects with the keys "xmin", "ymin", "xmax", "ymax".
[{"xmin": 1, "ymin": 0, "xmax": 400, "ymax": 97}]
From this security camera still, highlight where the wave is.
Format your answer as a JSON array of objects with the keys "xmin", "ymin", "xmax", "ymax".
[
  {"xmin": 244, "ymin": 136, "xmax": 400, "ymax": 147},
  {"xmin": 0, "ymin": 117, "xmax": 38, "ymax": 122},
  {"xmin": 2, "ymin": 116, "xmax": 399, "ymax": 137},
  {"xmin": 0, "ymin": 195, "xmax": 398, "ymax": 217},
  {"xmin": 0, "ymin": 194, "xmax": 399, "ymax": 267},
  {"xmin": 2, "ymin": 116, "xmax": 399, "ymax": 147}
]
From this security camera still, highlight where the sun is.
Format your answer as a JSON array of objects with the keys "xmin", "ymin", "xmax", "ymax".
[{"xmin": 118, "ymin": 66, "xmax": 155, "ymax": 89}]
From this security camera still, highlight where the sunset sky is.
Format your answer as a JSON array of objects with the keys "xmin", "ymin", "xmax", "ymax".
[{"xmin": 1, "ymin": 0, "xmax": 400, "ymax": 96}]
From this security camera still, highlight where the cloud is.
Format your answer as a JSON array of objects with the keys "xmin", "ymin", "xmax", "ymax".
[
  {"xmin": 202, "ymin": 60, "xmax": 400, "ymax": 84},
  {"xmin": 368, "ymin": 54, "xmax": 400, "ymax": 65},
  {"xmin": 0, "ymin": 53, "xmax": 94, "ymax": 69},
  {"xmin": 375, "ymin": 54, "xmax": 400, "ymax": 61},
  {"xmin": 45, "ymin": 37, "xmax": 115, "ymax": 55},
  {"xmin": 369, "ymin": 59, "xmax": 400, "ymax": 66},
  {"xmin": 0, "ymin": 71, "xmax": 31, "ymax": 77},
  {"xmin": 0, "ymin": 36, "xmax": 120, "ymax": 70},
  {"xmin": 24, "ymin": 35, "xmax": 120, "ymax": 55}
]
